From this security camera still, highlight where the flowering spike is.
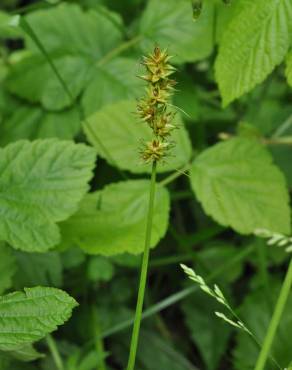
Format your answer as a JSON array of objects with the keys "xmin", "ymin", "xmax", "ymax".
[{"xmin": 137, "ymin": 46, "xmax": 177, "ymax": 163}]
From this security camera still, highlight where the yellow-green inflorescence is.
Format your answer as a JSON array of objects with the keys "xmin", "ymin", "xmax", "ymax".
[{"xmin": 137, "ymin": 46, "xmax": 177, "ymax": 164}]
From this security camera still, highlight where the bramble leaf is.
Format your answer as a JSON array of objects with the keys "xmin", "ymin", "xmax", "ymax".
[
  {"xmin": 215, "ymin": 0, "xmax": 292, "ymax": 106},
  {"xmin": 60, "ymin": 180, "xmax": 170, "ymax": 255},
  {"xmin": 190, "ymin": 138, "xmax": 291, "ymax": 234},
  {"xmin": 0, "ymin": 287, "xmax": 77, "ymax": 352},
  {"xmin": 0, "ymin": 139, "xmax": 96, "ymax": 252}
]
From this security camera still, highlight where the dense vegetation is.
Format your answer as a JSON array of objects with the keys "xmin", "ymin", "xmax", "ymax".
[{"xmin": 0, "ymin": 0, "xmax": 292, "ymax": 369}]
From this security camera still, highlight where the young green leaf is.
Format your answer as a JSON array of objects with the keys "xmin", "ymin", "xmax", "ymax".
[
  {"xmin": 0, "ymin": 139, "xmax": 96, "ymax": 252},
  {"xmin": 215, "ymin": 0, "xmax": 292, "ymax": 106},
  {"xmin": 60, "ymin": 180, "xmax": 170, "ymax": 255},
  {"xmin": 83, "ymin": 100, "xmax": 192, "ymax": 174},
  {"xmin": 190, "ymin": 138, "xmax": 291, "ymax": 234},
  {"xmin": 0, "ymin": 287, "xmax": 77, "ymax": 352}
]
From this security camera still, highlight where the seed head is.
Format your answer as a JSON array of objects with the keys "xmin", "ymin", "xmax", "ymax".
[{"xmin": 137, "ymin": 46, "xmax": 178, "ymax": 163}]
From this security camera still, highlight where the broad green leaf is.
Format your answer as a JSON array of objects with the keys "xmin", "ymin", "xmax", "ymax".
[
  {"xmin": 0, "ymin": 287, "xmax": 77, "ymax": 352},
  {"xmin": 215, "ymin": 0, "xmax": 292, "ymax": 106},
  {"xmin": 138, "ymin": 0, "xmax": 215, "ymax": 64},
  {"xmin": 0, "ymin": 139, "xmax": 96, "ymax": 252},
  {"xmin": 6, "ymin": 4, "xmax": 124, "ymax": 110},
  {"xmin": 14, "ymin": 251, "xmax": 62, "ymax": 288},
  {"xmin": 0, "ymin": 243, "xmax": 16, "ymax": 295},
  {"xmin": 182, "ymin": 292, "xmax": 231, "ymax": 370},
  {"xmin": 83, "ymin": 100, "xmax": 192, "ymax": 174},
  {"xmin": 0, "ymin": 104, "xmax": 80, "ymax": 146},
  {"xmin": 81, "ymin": 57, "xmax": 143, "ymax": 117},
  {"xmin": 233, "ymin": 281, "xmax": 292, "ymax": 370},
  {"xmin": 60, "ymin": 180, "xmax": 170, "ymax": 255},
  {"xmin": 190, "ymin": 138, "xmax": 291, "ymax": 234}
]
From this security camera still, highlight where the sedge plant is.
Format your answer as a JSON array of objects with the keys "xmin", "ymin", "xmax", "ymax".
[{"xmin": 126, "ymin": 46, "xmax": 177, "ymax": 370}]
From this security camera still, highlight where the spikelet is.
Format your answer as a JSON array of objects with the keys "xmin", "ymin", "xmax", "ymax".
[{"xmin": 137, "ymin": 47, "xmax": 177, "ymax": 164}]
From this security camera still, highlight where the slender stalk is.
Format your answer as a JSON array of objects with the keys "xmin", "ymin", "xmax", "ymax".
[
  {"xmin": 126, "ymin": 161, "xmax": 157, "ymax": 370},
  {"xmin": 102, "ymin": 244, "xmax": 255, "ymax": 339},
  {"xmin": 92, "ymin": 309, "xmax": 107, "ymax": 370},
  {"xmin": 254, "ymin": 257, "xmax": 292, "ymax": 370},
  {"xmin": 46, "ymin": 335, "xmax": 64, "ymax": 370}
]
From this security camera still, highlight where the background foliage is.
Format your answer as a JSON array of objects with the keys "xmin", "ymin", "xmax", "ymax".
[{"xmin": 0, "ymin": 0, "xmax": 292, "ymax": 369}]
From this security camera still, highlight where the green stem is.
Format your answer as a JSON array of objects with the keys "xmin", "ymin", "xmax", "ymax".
[
  {"xmin": 126, "ymin": 161, "xmax": 157, "ymax": 370},
  {"xmin": 254, "ymin": 257, "xmax": 292, "ymax": 370},
  {"xmin": 92, "ymin": 309, "xmax": 107, "ymax": 370},
  {"xmin": 101, "ymin": 244, "xmax": 254, "ymax": 339},
  {"xmin": 46, "ymin": 335, "xmax": 64, "ymax": 370}
]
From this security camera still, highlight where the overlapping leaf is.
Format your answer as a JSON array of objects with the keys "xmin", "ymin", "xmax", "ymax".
[
  {"xmin": 0, "ymin": 139, "xmax": 96, "ymax": 252},
  {"xmin": 60, "ymin": 180, "xmax": 170, "ymax": 255}
]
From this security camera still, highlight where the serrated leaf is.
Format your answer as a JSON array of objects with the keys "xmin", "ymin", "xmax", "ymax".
[
  {"xmin": 215, "ymin": 0, "xmax": 292, "ymax": 106},
  {"xmin": 139, "ymin": 0, "xmax": 215, "ymax": 64},
  {"xmin": 0, "ymin": 139, "xmax": 96, "ymax": 252},
  {"xmin": 60, "ymin": 180, "xmax": 170, "ymax": 255},
  {"xmin": 6, "ymin": 4, "xmax": 124, "ymax": 110},
  {"xmin": 83, "ymin": 100, "xmax": 192, "ymax": 174},
  {"xmin": 190, "ymin": 138, "xmax": 291, "ymax": 234},
  {"xmin": 0, "ymin": 104, "xmax": 80, "ymax": 146},
  {"xmin": 0, "ymin": 243, "xmax": 16, "ymax": 295},
  {"xmin": 0, "ymin": 287, "xmax": 77, "ymax": 352}
]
